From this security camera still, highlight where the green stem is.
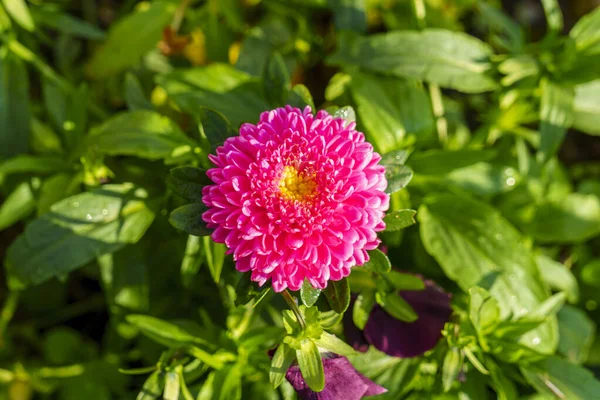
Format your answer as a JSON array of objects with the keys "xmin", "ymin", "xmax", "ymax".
[
  {"xmin": 0, "ymin": 291, "xmax": 19, "ymax": 339},
  {"xmin": 171, "ymin": 0, "xmax": 192, "ymax": 32},
  {"xmin": 281, "ymin": 290, "xmax": 306, "ymax": 330}
]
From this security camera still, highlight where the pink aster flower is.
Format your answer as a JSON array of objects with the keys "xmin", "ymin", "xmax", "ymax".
[{"xmin": 202, "ymin": 106, "xmax": 389, "ymax": 292}]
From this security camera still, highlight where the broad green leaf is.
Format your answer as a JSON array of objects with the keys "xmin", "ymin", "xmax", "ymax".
[
  {"xmin": 167, "ymin": 166, "xmax": 210, "ymax": 203},
  {"xmin": 0, "ymin": 181, "xmax": 35, "ymax": 230},
  {"xmin": 350, "ymin": 72, "xmax": 434, "ymax": 152},
  {"xmin": 361, "ymin": 249, "xmax": 392, "ymax": 273},
  {"xmin": 521, "ymin": 356, "xmax": 600, "ymax": 400},
  {"xmin": 125, "ymin": 73, "xmax": 153, "ymax": 111},
  {"xmin": 572, "ymin": 79, "xmax": 600, "ymax": 136},
  {"xmin": 0, "ymin": 155, "xmax": 69, "ymax": 184},
  {"xmin": 408, "ymin": 149, "xmax": 496, "ymax": 175},
  {"xmin": 446, "ymin": 163, "xmax": 521, "ymax": 196},
  {"xmin": 137, "ymin": 371, "xmax": 164, "ymax": 400},
  {"xmin": 5, "ymin": 183, "xmax": 155, "ymax": 288},
  {"xmin": 383, "ymin": 209, "xmax": 416, "ymax": 231},
  {"xmin": 33, "ymin": 8, "xmax": 105, "ymax": 40},
  {"xmin": 270, "ymin": 344, "xmax": 296, "ymax": 389},
  {"xmin": 0, "ymin": 49, "xmax": 30, "ymax": 159},
  {"xmin": 314, "ymin": 331, "xmax": 357, "ymax": 356},
  {"xmin": 36, "ymin": 173, "xmax": 79, "ymax": 216},
  {"xmin": 418, "ymin": 193, "xmax": 557, "ymax": 353},
  {"xmin": 87, "ymin": 1, "xmax": 176, "ymax": 78},
  {"xmin": 353, "ymin": 291, "xmax": 375, "ymax": 330},
  {"xmin": 541, "ymin": 0, "xmax": 563, "ymax": 33},
  {"xmin": 81, "ymin": 110, "xmax": 196, "ymax": 163},
  {"xmin": 263, "ymin": 52, "xmax": 290, "ymax": 107},
  {"xmin": 323, "ymin": 277, "xmax": 350, "ymax": 313},
  {"xmin": 376, "ymin": 292, "xmax": 417, "ymax": 322},
  {"xmin": 529, "ymin": 193, "xmax": 600, "ymax": 243},
  {"xmin": 2, "ymin": 0, "xmax": 34, "ymax": 32},
  {"xmin": 328, "ymin": 29, "xmax": 498, "ymax": 93},
  {"xmin": 286, "ymin": 84, "xmax": 315, "ymax": 111},
  {"xmin": 300, "ymin": 280, "xmax": 321, "ymax": 307},
  {"xmin": 536, "ymin": 254, "xmax": 579, "ymax": 303},
  {"xmin": 30, "ymin": 118, "xmax": 63, "ymax": 154},
  {"xmin": 538, "ymin": 80, "xmax": 574, "ymax": 163},
  {"xmin": 570, "ymin": 6, "xmax": 600, "ymax": 53},
  {"xmin": 328, "ymin": 0, "xmax": 366, "ymax": 33},
  {"xmin": 557, "ymin": 305, "xmax": 595, "ymax": 364},
  {"xmin": 157, "ymin": 64, "xmax": 270, "ymax": 128},
  {"xmin": 198, "ymin": 107, "xmax": 237, "ymax": 151},
  {"xmin": 296, "ymin": 340, "xmax": 325, "ymax": 392}
]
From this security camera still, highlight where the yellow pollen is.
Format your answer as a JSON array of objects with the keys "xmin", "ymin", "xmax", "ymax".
[{"xmin": 279, "ymin": 166, "xmax": 317, "ymax": 201}]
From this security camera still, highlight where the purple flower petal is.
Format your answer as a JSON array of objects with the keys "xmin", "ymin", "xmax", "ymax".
[
  {"xmin": 363, "ymin": 278, "xmax": 451, "ymax": 358},
  {"xmin": 286, "ymin": 355, "xmax": 387, "ymax": 400}
]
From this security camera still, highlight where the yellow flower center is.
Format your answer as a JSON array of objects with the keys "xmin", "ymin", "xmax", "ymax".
[{"xmin": 279, "ymin": 166, "xmax": 317, "ymax": 201}]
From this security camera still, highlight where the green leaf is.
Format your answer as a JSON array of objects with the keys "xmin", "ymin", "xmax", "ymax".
[
  {"xmin": 2, "ymin": 0, "xmax": 34, "ymax": 32},
  {"xmin": 0, "ymin": 180, "xmax": 35, "ymax": 230},
  {"xmin": 541, "ymin": 0, "xmax": 563, "ymax": 33},
  {"xmin": 125, "ymin": 73, "xmax": 153, "ymax": 111},
  {"xmin": 581, "ymin": 259, "xmax": 600, "ymax": 288},
  {"xmin": 180, "ymin": 235, "xmax": 203, "ymax": 287},
  {"xmin": 352, "ymin": 291, "xmax": 375, "ymax": 330},
  {"xmin": 296, "ymin": 340, "xmax": 325, "ymax": 392},
  {"xmin": 286, "ymin": 84, "xmax": 316, "ymax": 111},
  {"xmin": 219, "ymin": 363, "xmax": 243, "ymax": 400},
  {"xmin": 529, "ymin": 193, "xmax": 600, "ymax": 243},
  {"xmin": 361, "ymin": 249, "xmax": 391, "ymax": 273},
  {"xmin": 136, "ymin": 371, "xmax": 164, "ymax": 400},
  {"xmin": 235, "ymin": 273, "xmax": 271, "ymax": 307},
  {"xmin": 569, "ymin": 6, "xmax": 600, "ymax": 54},
  {"xmin": 82, "ymin": 110, "xmax": 196, "ymax": 163},
  {"xmin": 87, "ymin": 1, "xmax": 176, "ymax": 78},
  {"xmin": 469, "ymin": 287, "xmax": 501, "ymax": 337},
  {"xmin": 203, "ymin": 236, "xmax": 225, "ymax": 283},
  {"xmin": 33, "ymin": 8, "xmax": 105, "ymax": 40},
  {"xmin": 477, "ymin": 3, "xmax": 524, "ymax": 52},
  {"xmin": 263, "ymin": 52, "xmax": 290, "ymax": 107},
  {"xmin": 0, "ymin": 155, "xmax": 69, "ymax": 184},
  {"xmin": 442, "ymin": 348, "xmax": 463, "ymax": 392},
  {"xmin": 157, "ymin": 64, "xmax": 270, "ymax": 128},
  {"xmin": 323, "ymin": 277, "xmax": 351, "ymax": 313},
  {"xmin": 300, "ymin": 280, "xmax": 321, "ymax": 307},
  {"xmin": 0, "ymin": 49, "xmax": 30, "ymax": 159},
  {"xmin": 557, "ymin": 305, "xmax": 595, "ymax": 364},
  {"xmin": 5, "ymin": 183, "xmax": 155, "ymax": 289},
  {"xmin": 418, "ymin": 193, "xmax": 557, "ymax": 353},
  {"xmin": 538, "ymin": 80, "xmax": 574, "ymax": 163},
  {"xmin": 572, "ymin": 79, "xmax": 600, "ymax": 136},
  {"xmin": 521, "ymin": 356, "xmax": 600, "ymax": 400},
  {"xmin": 384, "ymin": 164, "xmax": 413, "ymax": 194},
  {"xmin": 167, "ymin": 166, "xmax": 210, "ymax": 203},
  {"xmin": 332, "ymin": 105, "xmax": 356, "ymax": 124},
  {"xmin": 383, "ymin": 209, "xmax": 417, "ymax": 231},
  {"xmin": 270, "ymin": 344, "xmax": 296, "ymax": 389},
  {"xmin": 408, "ymin": 149, "xmax": 496, "ymax": 175},
  {"xmin": 314, "ymin": 331, "xmax": 357, "ymax": 356},
  {"xmin": 445, "ymin": 163, "xmax": 521, "ymax": 196},
  {"xmin": 126, "ymin": 314, "xmax": 211, "ymax": 348},
  {"xmin": 163, "ymin": 371, "xmax": 180, "ymax": 400},
  {"xmin": 350, "ymin": 72, "xmax": 434, "ymax": 153},
  {"xmin": 383, "ymin": 270, "xmax": 425, "ymax": 291},
  {"xmin": 328, "ymin": 29, "xmax": 498, "ymax": 93},
  {"xmin": 328, "ymin": 0, "xmax": 366, "ymax": 33},
  {"xmin": 536, "ymin": 254, "xmax": 579, "ymax": 303},
  {"xmin": 376, "ymin": 292, "xmax": 417, "ymax": 322},
  {"xmin": 198, "ymin": 107, "xmax": 237, "ymax": 152}
]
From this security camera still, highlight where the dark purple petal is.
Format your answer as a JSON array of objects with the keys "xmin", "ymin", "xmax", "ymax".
[
  {"xmin": 363, "ymin": 278, "xmax": 451, "ymax": 358},
  {"xmin": 285, "ymin": 355, "xmax": 386, "ymax": 400}
]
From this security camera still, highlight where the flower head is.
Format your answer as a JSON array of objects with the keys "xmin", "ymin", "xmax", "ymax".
[
  {"xmin": 202, "ymin": 106, "xmax": 389, "ymax": 291},
  {"xmin": 344, "ymin": 276, "xmax": 452, "ymax": 358},
  {"xmin": 286, "ymin": 354, "xmax": 386, "ymax": 400}
]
